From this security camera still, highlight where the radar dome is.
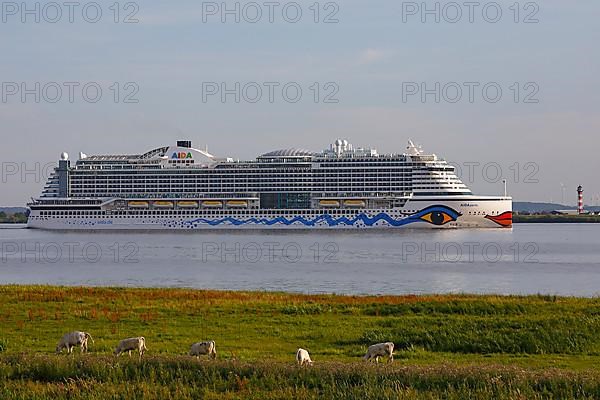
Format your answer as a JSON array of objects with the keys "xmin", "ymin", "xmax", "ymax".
[{"xmin": 60, "ymin": 152, "xmax": 69, "ymax": 160}]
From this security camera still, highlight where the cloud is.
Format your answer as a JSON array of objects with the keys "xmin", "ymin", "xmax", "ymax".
[{"xmin": 358, "ymin": 48, "xmax": 388, "ymax": 65}]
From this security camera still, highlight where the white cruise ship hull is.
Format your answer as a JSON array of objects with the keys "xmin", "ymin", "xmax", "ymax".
[{"xmin": 27, "ymin": 197, "xmax": 512, "ymax": 230}]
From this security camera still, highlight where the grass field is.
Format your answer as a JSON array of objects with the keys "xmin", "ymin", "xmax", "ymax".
[{"xmin": 1, "ymin": 286, "xmax": 600, "ymax": 399}]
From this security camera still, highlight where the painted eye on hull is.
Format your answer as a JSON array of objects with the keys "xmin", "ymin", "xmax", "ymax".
[
  {"xmin": 420, "ymin": 211, "xmax": 454, "ymax": 226},
  {"xmin": 412, "ymin": 205, "xmax": 461, "ymax": 226}
]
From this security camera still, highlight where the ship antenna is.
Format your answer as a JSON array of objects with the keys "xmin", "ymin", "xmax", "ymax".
[{"xmin": 406, "ymin": 140, "xmax": 422, "ymax": 156}]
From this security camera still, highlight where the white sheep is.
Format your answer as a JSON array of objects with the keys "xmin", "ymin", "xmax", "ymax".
[
  {"xmin": 189, "ymin": 340, "xmax": 217, "ymax": 359},
  {"xmin": 56, "ymin": 331, "xmax": 94, "ymax": 354},
  {"xmin": 115, "ymin": 337, "xmax": 147, "ymax": 357},
  {"xmin": 296, "ymin": 348, "xmax": 313, "ymax": 366},
  {"xmin": 364, "ymin": 342, "xmax": 394, "ymax": 363}
]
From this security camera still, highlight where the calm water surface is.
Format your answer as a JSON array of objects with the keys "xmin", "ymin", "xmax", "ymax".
[{"xmin": 0, "ymin": 224, "xmax": 598, "ymax": 296}]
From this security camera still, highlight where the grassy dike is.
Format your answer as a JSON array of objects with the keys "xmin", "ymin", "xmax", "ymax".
[{"xmin": 1, "ymin": 286, "xmax": 600, "ymax": 399}]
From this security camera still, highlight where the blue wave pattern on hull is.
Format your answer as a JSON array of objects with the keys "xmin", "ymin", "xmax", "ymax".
[{"xmin": 182, "ymin": 205, "xmax": 461, "ymax": 228}]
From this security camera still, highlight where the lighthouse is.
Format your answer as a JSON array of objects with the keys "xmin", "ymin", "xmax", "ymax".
[{"xmin": 577, "ymin": 185, "xmax": 584, "ymax": 214}]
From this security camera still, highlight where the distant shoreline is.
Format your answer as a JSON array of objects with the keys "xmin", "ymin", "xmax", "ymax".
[{"xmin": 513, "ymin": 215, "xmax": 600, "ymax": 223}]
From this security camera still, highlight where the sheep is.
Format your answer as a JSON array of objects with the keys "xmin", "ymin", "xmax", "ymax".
[
  {"xmin": 189, "ymin": 340, "xmax": 217, "ymax": 359},
  {"xmin": 56, "ymin": 331, "xmax": 94, "ymax": 354},
  {"xmin": 364, "ymin": 342, "xmax": 394, "ymax": 363},
  {"xmin": 296, "ymin": 348, "xmax": 313, "ymax": 366},
  {"xmin": 115, "ymin": 337, "xmax": 147, "ymax": 357}
]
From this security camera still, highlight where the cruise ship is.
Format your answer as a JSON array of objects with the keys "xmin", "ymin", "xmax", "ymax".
[{"xmin": 27, "ymin": 140, "xmax": 512, "ymax": 230}]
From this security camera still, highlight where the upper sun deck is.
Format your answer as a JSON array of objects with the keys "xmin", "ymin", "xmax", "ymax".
[
  {"xmin": 66, "ymin": 139, "xmax": 442, "ymax": 171},
  {"xmin": 253, "ymin": 139, "xmax": 440, "ymax": 164},
  {"xmin": 77, "ymin": 146, "xmax": 179, "ymax": 163}
]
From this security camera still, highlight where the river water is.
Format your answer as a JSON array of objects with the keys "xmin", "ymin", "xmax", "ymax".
[{"xmin": 0, "ymin": 224, "xmax": 598, "ymax": 296}]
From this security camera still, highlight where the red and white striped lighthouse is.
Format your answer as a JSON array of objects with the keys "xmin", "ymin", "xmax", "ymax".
[{"xmin": 577, "ymin": 185, "xmax": 584, "ymax": 214}]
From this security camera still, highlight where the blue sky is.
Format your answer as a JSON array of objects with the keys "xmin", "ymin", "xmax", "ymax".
[{"xmin": 1, "ymin": 0, "xmax": 599, "ymax": 205}]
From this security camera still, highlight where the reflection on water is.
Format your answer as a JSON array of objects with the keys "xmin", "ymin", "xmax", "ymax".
[{"xmin": 0, "ymin": 224, "xmax": 598, "ymax": 296}]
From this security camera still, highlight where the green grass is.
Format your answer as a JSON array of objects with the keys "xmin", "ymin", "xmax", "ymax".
[{"xmin": 1, "ymin": 285, "xmax": 600, "ymax": 399}]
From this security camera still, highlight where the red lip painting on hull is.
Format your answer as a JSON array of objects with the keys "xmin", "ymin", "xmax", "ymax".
[{"xmin": 485, "ymin": 211, "xmax": 513, "ymax": 227}]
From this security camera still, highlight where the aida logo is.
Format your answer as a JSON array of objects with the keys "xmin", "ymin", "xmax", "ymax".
[{"xmin": 172, "ymin": 152, "xmax": 193, "ymax": 159}]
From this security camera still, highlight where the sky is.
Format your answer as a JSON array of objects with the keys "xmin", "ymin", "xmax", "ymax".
[{"xmin": 1, "ymin": 0, "xmax": 599, "ymax": 206}]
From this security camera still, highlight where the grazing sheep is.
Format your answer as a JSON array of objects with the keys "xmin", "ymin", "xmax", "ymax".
[
  {"xmin": 364, "ymin": 342, "xmax": 394, "ymax": 363},
  {"xmin": 56, "ymin": 331, "xmax": 94, "ymax": 354},
  {"xmin": 296, "ymin": 348, "xmax": 313, "ymax": 366},
  {"xmin": 115, "ymin": 337, "xmax": 147, "ymax": 357},
  {"xmin": 189, "ymin": 340, "xmax": 217, "ymax": 359}
]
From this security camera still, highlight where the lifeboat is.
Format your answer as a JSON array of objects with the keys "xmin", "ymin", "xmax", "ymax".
[
  {"xmin": 344, "ymin": 200, "xmax": 366, "ymax": 208},
  {"xmin": 153, "ymin": 201, "xmax": 174, "ymax": 208},
  {"xmin": 177, "ymin": 201, "xmax": 199, "ymax": 208},
  {"xmin": 227, "ymin": 200, "xmax": 248, "ymax": 208},
  {"xmin": 128, "ymin": 201, "xmax": 149, "ymax": 208},
  {"xmin": 202, "ymin": 200, "xmax": 223, "ymax": 208},
  {"xmin": 319, "ymin": 200, "xmax": 340, "ymax": 208}
]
